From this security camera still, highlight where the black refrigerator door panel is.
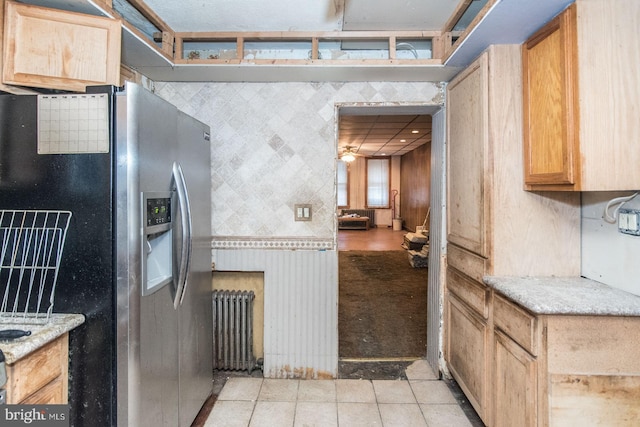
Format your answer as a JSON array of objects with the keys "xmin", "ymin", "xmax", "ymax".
[{"xmin": 0, "ymin": 93, "xmax": 115, "ymax": 426}]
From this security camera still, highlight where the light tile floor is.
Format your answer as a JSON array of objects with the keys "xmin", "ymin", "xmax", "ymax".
[{"xmin": 205, "ymin": 360, "xmax": 476, "ymax": 427}]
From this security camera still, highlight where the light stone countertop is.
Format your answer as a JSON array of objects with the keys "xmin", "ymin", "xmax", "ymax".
[
  {"xmin": 483, "ymin": 276, "xmax": 640, "ymax": 316},
  {"xmin": 0, "ymin": 313, "xmax": 85, "ymax": 364}
]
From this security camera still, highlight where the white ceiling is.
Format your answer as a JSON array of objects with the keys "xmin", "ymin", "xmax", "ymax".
[{"xmin": 142, "ymin": 0, "xmax": 462, "ymax": 32}]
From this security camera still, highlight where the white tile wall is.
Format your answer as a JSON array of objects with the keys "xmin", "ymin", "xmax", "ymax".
[{"xmin": 153, "ymin": 81, "xmax": 443, "ymax": 248}]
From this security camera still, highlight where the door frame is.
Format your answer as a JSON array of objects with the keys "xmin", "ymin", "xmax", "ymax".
[{"xmin": 334, "ymin": 102, "xmax": 446, "ymax": 373}]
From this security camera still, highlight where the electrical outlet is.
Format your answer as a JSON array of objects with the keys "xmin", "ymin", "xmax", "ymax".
[{"xmin": 618, "ymin": 208, "xmax": 640, "ymax": 236}]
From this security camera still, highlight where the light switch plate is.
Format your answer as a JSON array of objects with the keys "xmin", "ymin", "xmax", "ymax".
[{"xmin": 294, "ymin": 204, "xmax": 312, "ymax": 221}]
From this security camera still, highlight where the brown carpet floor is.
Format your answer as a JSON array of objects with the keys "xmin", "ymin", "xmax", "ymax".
[{"xmin": 338, "ymin": 250, "xmax": 428, "ymax": 359}]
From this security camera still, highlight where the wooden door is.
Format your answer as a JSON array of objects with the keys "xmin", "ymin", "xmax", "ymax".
[
  {"xmin": 445, "ymin": 290, "xmax": 490, "ymax": 423},
  {"xmin": 447, "ymin": 52, "xmax": 488, "ymax": 257},
  {"xmin": 522, "ymin": 4, "xmax": 578, "ymax": 188},
  {"xmin": 494, "ymin": 330, "xmax": 537, "ymax": 427}
]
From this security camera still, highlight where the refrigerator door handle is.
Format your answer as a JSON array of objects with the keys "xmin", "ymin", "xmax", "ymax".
[{"xmin": 172, "ymin": 161, "xmax": 193, "ymax": 309}]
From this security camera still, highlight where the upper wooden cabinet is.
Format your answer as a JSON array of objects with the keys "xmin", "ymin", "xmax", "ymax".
[
  {"xmin": 447, "ymin": 45, "xmax": 580, "ymax": 275},
  {"xmin": 522, "ymin": 4, "xmax": 578, "ymax": 188},
  {"xmin": 447, "ymin": 51, "xmax": 488, "ymax": 257},
  {"xmin": 522, "ymin": 0, "xmax": 640, "ymax": 191},
  {"xmin": 2, "ymin": 1, "xmax": 121, "ymax": 92}
]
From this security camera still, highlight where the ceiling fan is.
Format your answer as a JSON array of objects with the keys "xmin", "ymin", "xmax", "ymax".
[{"xmin": 339, "ymin": 146, "xmax": 362, "ymax": 163}]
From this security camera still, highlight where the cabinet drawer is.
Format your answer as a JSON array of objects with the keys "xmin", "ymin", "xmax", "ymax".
[
  {"xmin": 494, "ymin": 294, "xmax": 538, "ymax": 355},
  {"xmin": 7, "ymin": 337, "xmax": 63, "ymax": 403},
  {"xmin": 447, "ymin": 244, "xmax": 486, "ymax": 283},
  {"xmin": 447, "ymin": 267, "xmax": 490, "ymax": 319}
]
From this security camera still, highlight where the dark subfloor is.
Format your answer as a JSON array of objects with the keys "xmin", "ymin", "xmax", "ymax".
[{"xmin": 338, "ymin": 250, "xmax": 428, "ymax": 359}]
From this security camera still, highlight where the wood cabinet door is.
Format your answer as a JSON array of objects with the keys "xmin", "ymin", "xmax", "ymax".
[
  {"xmin": 494, "ymin": 330, "xmax": 537, "ymax": 427},
  {"xmin": 20, "ymin": 378, "xmax": 65, "ymax": 405},
  {"xmin": 522, "ymin": 4, "xmax": 578, "ymax": 188},
  {"xmin": 445, "ymin": 291, "xmax": 490, "ymax": 424},
  {"xmin": 6, "ymin": 334, "xmax": 69, "ymax": 404},
  {"xmin": 2, "ymin": 1, "xmax": 121, "ymax": 92},
  {"xmin": 447, "ymin": 52, "xmax": 488, "ymax": 257}
]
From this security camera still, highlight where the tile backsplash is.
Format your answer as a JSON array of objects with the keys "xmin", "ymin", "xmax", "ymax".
[{"xmin": 153, "ymin": 81, "xmax": 443, "ymax": 249}]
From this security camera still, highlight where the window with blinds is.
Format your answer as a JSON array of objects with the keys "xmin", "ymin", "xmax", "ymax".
[
  {"xmin": 366, "ymin": 158, "xmax": 390, "ymax": 208},
  {"xmin": 337, "ymin": 160, "xmax": 349, "ymax": 208}
]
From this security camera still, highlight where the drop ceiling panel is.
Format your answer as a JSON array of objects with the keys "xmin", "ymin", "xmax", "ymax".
[
  {"xmin": 339, "ymin": 113, "xmax": 432, "ymax": 157},
  {"xmin": 371, "ymin": 123, "xmax": 407, "ymax": 130},
  {"xmin": 366, "ymin": 137, "xmax": 399, "ymax": 143}
]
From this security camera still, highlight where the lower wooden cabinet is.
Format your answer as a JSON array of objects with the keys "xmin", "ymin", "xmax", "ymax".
[
  {"xmin": 445, "ymin": 268, "xmax": 491, "ymax": 424},
  {"xmin": 493, "ymin": 330, "xmax": 537, "ymax": 427},
  {"xmin": 446, "ymin": 278, "xmax": 640, "ymax": 426},
  {"xmin": 20, "ymin": 377, "xmax": 65, "ymax": 404},
  {"xmin": 543, "ymin": 316, "xmax": 640, "ymax": 426},
  {"xmin": 6, "ymin": 333, "xmax": 69, "ymax": 404}
]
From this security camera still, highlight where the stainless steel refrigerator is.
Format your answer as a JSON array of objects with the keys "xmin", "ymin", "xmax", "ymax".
[{"xmin": 0, "ymin": 82, "xmax": 213, "ymax": 426}]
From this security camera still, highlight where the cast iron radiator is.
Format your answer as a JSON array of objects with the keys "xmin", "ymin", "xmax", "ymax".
[
  {"xmin": 340, "ymin": 209, "xmax": 376, "ymax": 224},
  {"xmin": 212, "ymin": 290, "xmax": 256, "ymax": 372}
]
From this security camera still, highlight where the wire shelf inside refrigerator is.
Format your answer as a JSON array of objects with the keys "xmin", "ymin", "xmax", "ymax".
[{"xmin": 0, "ymin": 210, "xmax": 72, "ymax": 324}]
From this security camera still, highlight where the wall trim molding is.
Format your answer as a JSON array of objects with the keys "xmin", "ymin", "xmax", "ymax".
[{"xmin": 212, "ymin": 236, "xmax": 334, "ymax": 250}]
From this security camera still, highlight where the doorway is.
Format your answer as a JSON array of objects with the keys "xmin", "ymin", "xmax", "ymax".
[{"xmin": 335, "ymin": 104, "xmax": 444, "ymax": 377}]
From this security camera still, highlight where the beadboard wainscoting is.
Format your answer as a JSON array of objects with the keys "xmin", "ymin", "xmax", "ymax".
[
  {"xmin": 427, "ymin": 108, "xmax": 447, "ymax": 372},
  {"xmin": 213, "ymin": 248, "xmax": 338, "ymax": 378}
]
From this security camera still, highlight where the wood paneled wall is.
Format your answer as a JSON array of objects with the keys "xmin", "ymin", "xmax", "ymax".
[{"xmin": 400, "ymin": 141, "xmax": 431, "ymax": 232}]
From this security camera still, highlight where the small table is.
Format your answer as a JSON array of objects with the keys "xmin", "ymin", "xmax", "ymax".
[{"xmin": 338, "ymin": 216, "xmax": 370, "ymax": 230}]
